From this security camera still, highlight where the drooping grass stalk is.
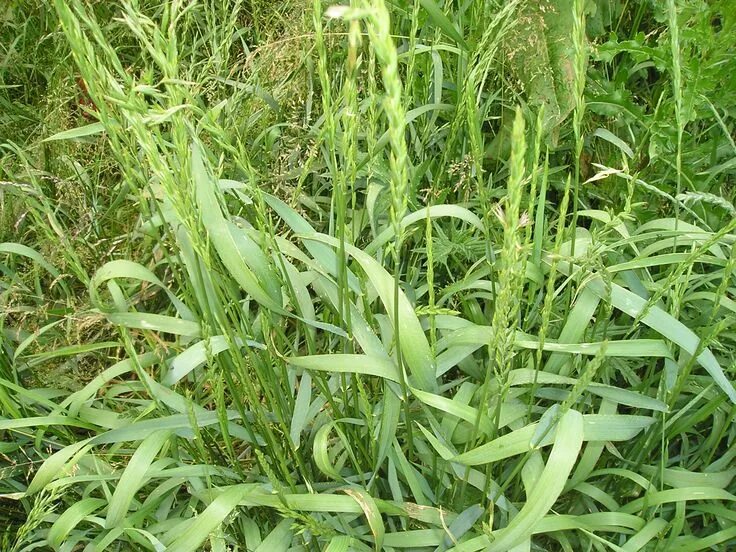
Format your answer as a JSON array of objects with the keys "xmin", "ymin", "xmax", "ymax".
[
  {"xmin": 524, "ymin": 108, "xmax": 547, "ymax": 419},
  {"xmin": 341, "ymin": 15, "xmax": 361, "ymax": 341},
  {"xmin": 466, "ymin": 108, "xmax": 526, "ymax": 502},
  {"xmin": 316, "ymin": 0, "xmax": 357, "ymax": 427},
  {"xmin": 405, "ymin": 0, "xmax": 421, "ymax": 92},
  {"xmin": 436, "ymin": 1, "xmax": 518, "ymax": 199},
  {"xmin": 340, "ymin": 12, "xmax": 363, "ymax": 438},
  {"xmin": 313, "ymin": 0, "xmax": 344, "ymax": 326},
  {"xmin": 488, "ymin": 107, "xmax": 526, "ymax": 424},
  {"xmin": 52, "ymin": 0, "xmax": 144, "ymax": 208},
  {"xmin": 523, "ymin": 105, "xmax": 545, "ymax": 323},
  {"xmin": 55, "ymin": 0, "xmax": 314, "ymax": 492},
  {"xmin": 361, "ymin": 0, "xmax": 415, "ymax": 453},
  {"xmin": 569, "ymin": 0, "xmax": 587, "ymax": 259},
  {"xmin": 8, "ymin": 486, "xmax": 61, "ymax": 552},
  {"xmin": 536, "ymin": 170, "xmax": 574, "ymax": 366},
  {"xmin": 667, "ymin": 0, "xmax": 683, "ymax": 243},
  {"xmin": 365, "ymin": 45, "xmax": 379, "ymax": 239}
]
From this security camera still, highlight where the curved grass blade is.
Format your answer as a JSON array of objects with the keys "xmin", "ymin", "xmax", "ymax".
[
  {"xmin": 288, "ymin": 354, "xmax": 400, "ymax": 382},
  {"xmin": 254, "ymin": 517, "xmax": 294, "ymax": 551},
  {"xmin": 344, "ymin": 488, "xmax": 385, "ymax": 551},
  {"xmin": 584, "ymin": 277, "xmax": 736, "ymax": 403},
  {"xmin": 365, "ymin": 205, "xmax": 483, "ymax": 255},
  {"xmin": 166, "ymin": 484, "xmax": 254, "ymax": 552},
  {"xmin": 106, "ymin": 312, "xmax": 201, "ymax": 337},
  {"xmin": 303, "ymin": 234, "xmax": 437, "ymax": 392},
  {"xmin": 452, "ymin": 414, "xmax": 653, "ymax": 465},
  {"xmin": 487, "ymin": 409, "xmax": 584, "ymax": 551},
  {"xmin": 191, "ymin": 143, "xmax": 283, "ymax": 311},
  {"xmin": 105, "ymin": 430, "xmax": 171, "ymax": 528},
  {"xmin": 0, "ymin": 242, "xmax": 60, "ymax": 277},
  {"xmin": 417, "ymin": 0, "xmax": 469, "ymax": 50},
  {"xmin": 164, "ymin": 335, "xmax": 265, "ymax": 386},
  {"xmin": 90, "ymin": 259, "xmax": 193, "ymax": 319},
  {"xmin": 47, "ymin": 497, "xmax": 107, "ymax": 550},
  {"xmin": 42, "ymin": 121, "xmax": 105, "ymax": 142}
]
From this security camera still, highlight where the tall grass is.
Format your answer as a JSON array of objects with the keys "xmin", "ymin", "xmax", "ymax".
[{"xmin": 1, "ymin": 0, "xmax": 736, "ymax": 550}]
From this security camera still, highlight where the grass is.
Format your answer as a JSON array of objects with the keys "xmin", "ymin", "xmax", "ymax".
[{"xmin": 1, "ymin": 0, "xmax": 735, "ymax": 550}]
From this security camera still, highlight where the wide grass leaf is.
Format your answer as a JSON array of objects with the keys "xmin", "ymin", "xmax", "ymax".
[
  {"xmin": 164, "ymin": 335, "xmax": 265, "ymax": 385},
  {"xmin": 304, "ymin": 234, "xmax": 437, "ymax": 392},
  {"xmin": 90, "ymin": 259, "xmax": 192, "ymax": 318},
  {"xmin": 47, "ymin": 497, "xmax": 107, "ymax": 550},
  {"xmin": 254, "ymin": 517, "xmax": 294, "ymax": 551},
  {"xmin": 0, "ymin": 242, "xmax": 60, "ymax": 277},
  {"xmin": 325, "ymin": 536, "xmax": 352, "ymax": 552},
  {"xmin": 452, "ymin": 414, "xmax": 653, "ymax": 465},
  {"xmin": 417, "ymin": 0, "xmax": 469, "ymax": 50},
  {"xmin": 263, "ymin": 192, "xmax": 361, "ymax": 294},
  {"xmin": 106, "ymin": 430, "xmax": 171, "ymax": 527},
  {"xmin": 26, "ymin": 440, "xmax": 92, "ymax": 495},
  {"xmin": 288, "ymin": 354, "xmax": 400, "ymax": 382},
  {"xmin": 42, "ymin": 121, "xmax": 105, "ymax": 142},
  {"xmin": 166, "ymin": 484, "xmax": 253, "ymax": 552},
  {"xmin": 106, "ymin": 312, "xmax": 201, "ymax": 337},
  {"xmin": 487, "ymin": 409, "xmax": 583, "ymax": 551},
  {"xmin": 344, "ymin": 488, "xmax": 385, "ymax": 551},
  {"xmin": 621, "ymin": 518, "xmax": 669, "ymax": 552},
  {"xmin": 619, "ymin": 487, "xmax": 736, "ymax": 514},
  {"xmin": 191, "ymin": 143, "xmax": 282, "ymax": 310},
  {"xmin": 585, "ymin": 277, "xmax": 736, "ymax": 403}
]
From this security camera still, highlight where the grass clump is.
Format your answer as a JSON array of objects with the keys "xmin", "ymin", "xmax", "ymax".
[{"xmin": 1, "ymin": 0, "xmax": 735, "ymax": 550}]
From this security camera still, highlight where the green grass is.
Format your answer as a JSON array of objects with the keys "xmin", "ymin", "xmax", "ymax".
[{"xmin": 1, "ymin": 0, "xmax": 735, "ymax": 550}]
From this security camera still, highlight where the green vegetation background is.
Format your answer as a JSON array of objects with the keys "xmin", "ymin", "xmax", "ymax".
[{"xmin": 1, "ymin": 0, "xmax": 735, "ymax": 550}]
